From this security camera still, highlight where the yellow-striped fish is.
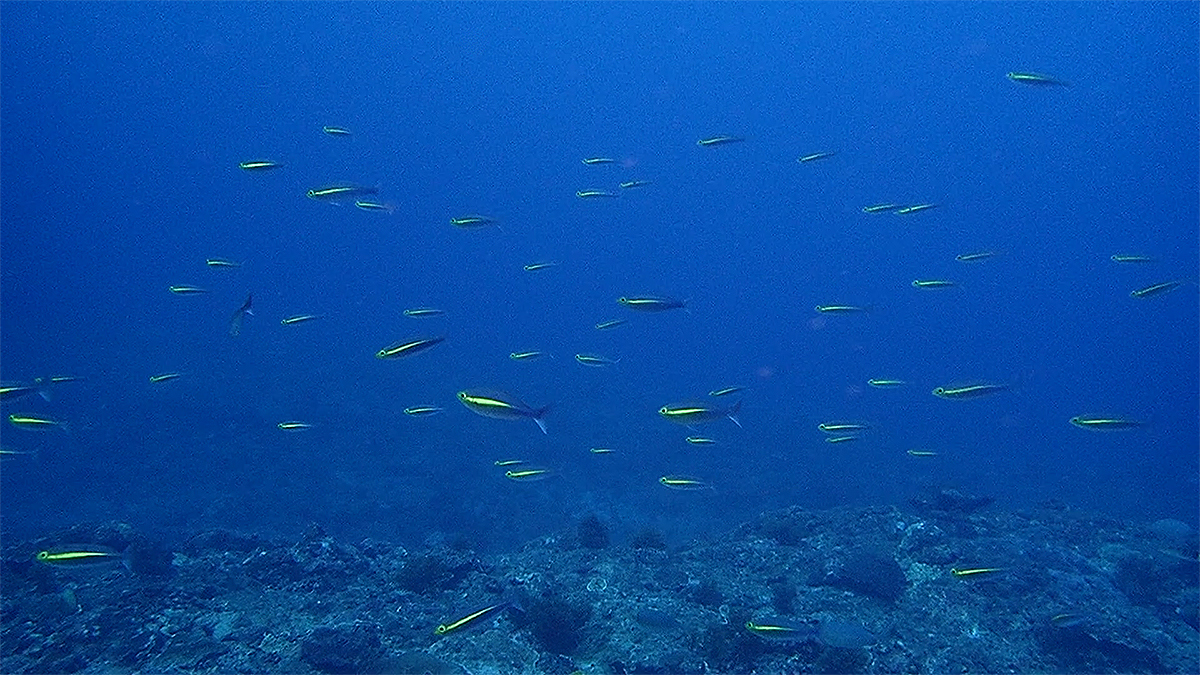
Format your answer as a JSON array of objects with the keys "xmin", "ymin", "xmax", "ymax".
[
  {"xmin": 458, "ymin": 389, "xmax": 550, "ymax": 434},
  {"xmin": 1007, "ymin": 71, "xmax": 1070, "ymax": 87},
  {"xmin": 895, "ymin": 203, "xmax": 939, "ymax": 215},
  {"xmin": 404, "ymin": 406, "xmax": 444, "ymax": 417},
  {"xmin": 277, "ymin": 421, "xmax": 313, "ymax": 431},
  {"xmin": 8, "ymin": 414, "xmax": 64, "ymax": 430},
  {"xmin": 933, "ymin": 383, "xmax": 1008, "ymax": 400},
  {"xmin": 149, "ymin": 372, "xmax": 183, "ymax": 384},
  {"xmin": 169, "ymin": 285, "xmax": 208, "ymax": 295},
  {"xmin": 594, "ymin": 319, "xmax": 628, "ymax": 330},
  {"xmin": 1130, "ymin": 280, "xmax": 1187, "ymax": 299},
  {"xmin": 206, "ymin": 258, "xmax": 242, "ymax": 268},
  {"xmin": 1069, "ymin": 416, "xmax": 1144, "ymax": 430},
  {"xmin": 281, "ymin": 314, "xmax": 324, "ymax": 325},
  {"xmin": 912, "ymin": 279, "xmax": 957, "ymax": 289},
  {"xmin": 575, "ymin": 353, "xmax": 619, "ymax": 367},
  {"xmin": 581, "ymin": 157, "xmax": 615, "ymax": 165},
  {"xmin": 797, "ymin": 151, "xmax": 837, "ymax": 163},
  {"xmin": 434, "ymin": 603, "xmax": 508, "ymax": 635},
  {"xmin": 450, "ymin": 215, "xmax": 497, "ymax": 228},
  {"xmin": 1110, "ymin": 254, "xmax": 1157, "ymax": 264},
  {"xmin": 867, "ymin": 379, "xmax": 906, "ymax": 388},
  {"xmin": 403, "ymin": 307, "xmax": 446, "ymax": 318},
  {"xmin": 576, "ymin": 189, "xmax": 619, "ymax": 199},
  {"xmin": 376, "ymin": 336, "xmax": 445, "ymax": 359},
  {"xmin": 659, "ymin": 475, "xmax": 713, "ymax": 490},
  {"xmin": 862, "ymin": 203, "xmax": 901, "ymax": 214},
  {"xmin": 523, "ymin": 261, "xmax": 560, "ymax": 272},
  {"xmin": 322, "ymin": 125, "xmax": 352, "ymax": 136},
  {"xmin": 697, "ymin": 136, "xmax": 745, "ymax": 147},
  {"xmin": 619, "ymin": 180, "xmax": 652, "ymax": 189},
  {"xmin": 505, "ymin": 467, "xmax": 554, "ymax": 482},
  {"xmin": 238, "ymin": 160, "xmax": 283, "ymax": 171}
]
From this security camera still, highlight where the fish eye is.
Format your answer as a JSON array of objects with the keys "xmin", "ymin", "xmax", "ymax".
[
  {"xmin": 435, "ymin": 624, "xmax": 449, "ymax": 634},
  {"xmin": 658, "ymin": 407, "xmax": 668, "ymax": 414},
  {"xmin": 934, "ymin": 388, "xmax": 944, "ymax": 395},
  {"xmin": 36, "ymin": 551, "xmax": 48, "ymax": 560}
]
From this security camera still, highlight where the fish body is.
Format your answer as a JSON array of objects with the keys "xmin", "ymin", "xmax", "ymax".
[
  {"xmin": 659, "ymin": 474, "xmax": 713, "ymax": 490},
  {"xmin": 281, "ymin": 314, "xmax": 323, "ymax": 325},
  {"xmin": 575, "ymin": 353, "xmax": 619, "ymax": 367},
  {"xmin": 581, "ymin": 157, "xmax": 615, "ymax": 165},
  {"xmin": 8, "ymin": 414, "xmax": 63, "ymax": 430},
  {"xmin": 403, "ymin": 307, "xmax": 446, "ymax": 318},
  {"xmin": 1130, "ymin": 280, "xmax": 1186, "ymax": 298},
  {"xmin": 594, "ymin": 319, "xmax": 628, "ymax": 330},
  {"xmin": 697, "ymin": 136, "xmax": 745, "ymax": 147},
  {"xmin": 450, "ymin": 215, "xmax": 497, "ymax": 228},
  {"xmin": 814, "ymin": 304, "xmax": 869, "ymax": 314},
  {"xmin": 933, "ymin": 383, "xmax": 1008, "ymax": 399},
  {"xmin": 576, "ymin": 189, "xmax": 619, "ymax": 199},
  {"xmin": 306, "ymin": 183, "xmax": 378, "ymax": 202},
  {"xmin": 619, "ymin": 180, "xmax": 652, "ymax": 189},
  {"xmin": 797, "ymin": 151, "xmax": 837, "ymax": 163},
  {"xmin": 229, "ymin": 294, "xmax": 253, "ymax": 337},
  {"xmin": 659, "ymin": 400, "xmax": 742, "ymax": 428},
  {"xmin": 206, "ymin": 258, "xmax": 242, "ymax": 268},
  {"xmin": 1069, "ymin": 416, "xmax": 1144, "ymax": 430},
  {"xmin": 376, "ymin": 336, "xmax": 445, "ymax": 359},
  {"xmin": 169, "ymin": 285, "xmax": 208, "ymax": 295},
  {"xmin": 523, "ymin": 261, "xmax": 559, "ymax": 272},
  {"xmin": 1110, "ymin": 254, "xmax": 1157, "ymax": 264},
  {"xmin": 404, "ymin": 405, "xmax": 444, "ymax": 417},
  {"xmin": 239, "ymin": 160, "xmax": 283, "ymax": 171},
  {"xmin": 278, "ymin": 421, "xmax": 313, "ymax": 431},
  {"xmin": 912, "ymin": 279, "xmax": 957, "ymax": 289},
  {"xmin": 322, "ymin": 126, "xmax": 352, "ymax": 136},
  {"xmin": 1007, "ymin": 71, "xmax": 1070, "ymax": 87},
  {"xmin": 618, "ymin": 296, "xmax": 687, "ymax": 312},
  {"xmin": 149, "ymin": 372, "xmax": 183, "ymax": 384},
  {"xmin": 457, "ymin": 388, "xmax": 550, "ymax": 434},
  {"xmin": 955, "ymin": 251, "xmax": 999, "ymax": 263},
  {"xmin": 868, "ymin": 379, "xmax": 906, "ymax": 388},
  {"xmin": 862, "ymin": 203, "xmax": 901, "ymax": 214}
]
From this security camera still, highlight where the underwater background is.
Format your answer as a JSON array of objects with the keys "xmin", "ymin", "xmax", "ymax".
[{"xmin": 2, "ymin": 3, "xmax": 1197, "ymax": 563}]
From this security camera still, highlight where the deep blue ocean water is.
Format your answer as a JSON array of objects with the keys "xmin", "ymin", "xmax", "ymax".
[{"xmin": 2, "ymin": 2, "xmax": 1196, "ymax": 553}]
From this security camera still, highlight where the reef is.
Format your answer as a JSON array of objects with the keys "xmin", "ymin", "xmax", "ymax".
[{"xmin": 1, "ymin": 502, "xmax": 1196, "ymax": 673}]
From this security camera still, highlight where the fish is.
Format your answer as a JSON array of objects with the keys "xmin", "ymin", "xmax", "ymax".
[
  {"xmin": 951, "ymin": 567, "xmax": 1004, "ymax": 577},
  {"xmin": 1069, "ymin": 416, "xmax": 1145, "ymax": 430},
  {"xmin": 797, "ymin": 151, "xmax": 837, "ymax": 163},
  {"xmin": 618, "ymin": 296, "xmax": 687, "ymax": 312},
  {"xmin": 895, "ymin": 203, "xmax": 939, "ymax": 215},
  {"xmin": 659, "ymin": 475, "xmax": 713, "ymax": 490},
  {"xmin": 708, "ymin": 386, "xmax": 746, "ymax": 397},
  {"xmin": 1130, "ymin": 280, "xmax": 1186, "ymax": 299},
  {"xmin": 932, "ymin": 383, "xmax": 1009, "ymax": 399},
  {"xmin": 206, "ymin": 258, "xmax": 242, "ymax": 268},
  {"xmin": 238, "ymin": 160, "xmax": 283, "ymax": 171},
  {"xmin": 576, "ymin": 189, "xmax": 619, "ymax": 199},
  {"xmin": 697, "ymin": 136, "xmax": 745, "ymax": 147},
  {"xmin": 169, "ymin": 285, "xmax": 208, "ymax": 295},
  {"xmin": 450, "ymin": 215, "xmax": 498, "ymax": 228},
  {"xmin": 862, "ymin": 203, "xmax": 902, "ymax": 214},
  {"xmin": 281, "ymin": 314, "xmax": 324, "ymax": 325},
  {"xmin": 619, "ymin": 180, "xmax": 652, "ymax": 189},
  {"xmin": 322, "ymin": 125, "xmax": 352, "ymax": 136},
  {"xmin": 955, "ymin": 251, "xmax": 1000, "ymax": 263},
  {"xmin": 403, "ymin": 307, "xmax": 446, "ymax": 318},
  {"xmin": 277, "ymin": 421, "xmax": 313, "ymax": 431},
  {"xmin": 8, "ymin": 414, "xmax": 64, "ymax": 430},
  {"xmin": 818, "ymin": 422, "xmax": 869, "ymax": 433},
  {"xmin": 229, "ymin": 294, "xmax": 253, "ymax": 337},
  {"xmin": 36, "ymin": 545, "xmax": 126, "ymax": 569},
  {"xmin": 912, "ymin": 279, "xmax": 957, "ymax": 289},
  {"xmin": 659, "ymin": 400, "xmax": 742, "ymax": 428},
  {"xmin": 814, "ymin": 304, "xmax": 870, "ymax": 314},
  {"xmin": 1007, "ymin": 71, "xmax": 1070, "ymax": 87},
  {"xmin": 594, "ymin": 319, "xmax": 627, "ymax": 330},
  {"xmin": 907, "ymin": 449, "xmax": 938, "ymax": 457},
  {"xmin": 1110, "ymin": 254, "xmax": 1157, "ymax": 264},
  {"xmin": 504, "ymin": 467, "xmax": 554, "ymax": 481},
  {"xmin": 824, "ymin": 435, "xmax": 860, "ymax": 444},
  {"xmin": 581, "ymin": 157, "xmax": 615, "ymax": 165},
  {"xmin": 376, "ymin": 336, "xmax": 445, "ymax": 359},
  {"xmin": 457, "ymin": 388, "xmax": 550, "ymax": 434},
  {"xmin": 509, "ymin": 351, "xmax": 548, "ymax": 361},
  {"xmin": 306, "ymin": 183, "xmax": 379, "ymax": 202},
  {"xmin": 435, "ymin": 603, "xmax": 508, "ymax": 635},
  {"xmin": 589, "ymin": 447, "xmax": 616, "ymax": 454},
  {"xmin": 575, "ymin": 353, "xmax": 619, "ymax": 367},
  {"xmin": 493, "ymin": 459, "xmax": 525, "ymax": 467},
  {"xmin": 0, "ymin": 382, "xmax": 49, "ymax": 402},
  {"xmin": 404, "ymin": 405, "xmax": 444, "ymax": 417},
  {"xmin": 686, "ymin": 436, "xmax": 718, "ymax": 445},
  {"xmin": 745, "ymin": 620, "xmax": 817, "ymax": 641},
  {"xmin": 354, "ymin": 200, "xmax": 395, "ymax": 213},
  {"xmin": 523, "ymin": 261, "xmax": 560, "ymax": 272},
  {"xmin": 149, "ymin": 372, "xmax": 184, "ymax": 384},
  {"xmin": 867, "ymin": 379, "xmax": 907, "ymax": 388}
]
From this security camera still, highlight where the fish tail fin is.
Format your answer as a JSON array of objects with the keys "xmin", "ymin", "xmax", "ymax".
[
  {"xmin": 727, "ymin": 399, "xmax": 743, "ymax": 428},
  {"xmin": 533, "ymin": 406, "xmax": 551, "ymax": 435}
]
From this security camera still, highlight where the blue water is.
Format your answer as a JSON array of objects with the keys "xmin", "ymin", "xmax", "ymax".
[{"xmin": 2, "ymin": 3, "xmax": 1196, "ymax": 552}]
